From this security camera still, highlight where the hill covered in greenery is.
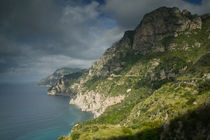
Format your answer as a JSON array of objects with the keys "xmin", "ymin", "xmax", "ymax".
[
  {"xmin": 38, "ymin": 67, "xmax": 82, "ymax": 87},
  {"xmin": 47, "ymin": 7, "xmax": 209, "ymax": 140}
]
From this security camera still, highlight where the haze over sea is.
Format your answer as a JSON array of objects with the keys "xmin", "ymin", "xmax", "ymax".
[{"xmin": 0, "ymin": 83, "xmax": 93, "ymax": 140}]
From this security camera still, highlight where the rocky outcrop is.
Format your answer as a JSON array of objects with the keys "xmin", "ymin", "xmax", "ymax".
[
  {"xmin": 47, "ymin": 70, "xmax": 84, "ymax": 96},
  {"xmin": 70, "ymin": 91, "xmax": 125, "ymax": 118},
  {"xmin": 133, "ymin": 7, "xmax": 201, "ymax": 53},
  {"xmin": 48, "ymin": 78, "xmax": 73, "ymax": 96}
]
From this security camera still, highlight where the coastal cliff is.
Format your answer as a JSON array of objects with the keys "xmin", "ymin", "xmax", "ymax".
[
  {"xmin": 48, "ymin": 70, "xmax": 85, "ymax": 96},
  {"xmin": 38, "ymin": 67, "xmax": 81, "ymax": 87},
  {"xmin": 67, "ymin": 7, "xmax": 206, "ymax": 117},
  {"xmin": 43, "ymin": 7, "xmax": 210, "ymax": 140}
]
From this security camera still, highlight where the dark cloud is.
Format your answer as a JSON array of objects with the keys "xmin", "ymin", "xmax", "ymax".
[
  {"xmin": 103, "ymin": 0, "xmax": 210, "ymax": 29},
  {"xmin": 0, "ymin": 0, "xmax": 62, "ymax": 41},
  {"xmin": 0, "ymin": 0, "xmax": 123, "ymax": 82}
]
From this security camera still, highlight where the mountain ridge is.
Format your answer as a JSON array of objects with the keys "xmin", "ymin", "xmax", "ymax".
[
  {"xmin": 43, "ymin": 7, "xmax": 210, "ymax": 140},
  {"xmin": 38, "ymin": 67, "xmax": 82, "ymax": 87}
]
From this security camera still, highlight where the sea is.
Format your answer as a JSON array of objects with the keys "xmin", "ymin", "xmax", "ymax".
[{"xmin": 0, "ymin": 83, "xmax": 93, "ymax": 140}]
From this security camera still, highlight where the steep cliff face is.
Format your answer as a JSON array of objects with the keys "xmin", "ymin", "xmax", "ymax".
[
  {"xmin": 133, "ymin": 7, "xmax": 201, "ymax": 53},
  {"xmin": 59, "ymin": 7, "xmax": 210, "ymax": 140},
  {"xmin": 70, "ymin": 92, "xmax": 125, "ymax": 118},
  {"xmin": 48, "ymin": 70, "xmax": 85, "ymax": 96}
]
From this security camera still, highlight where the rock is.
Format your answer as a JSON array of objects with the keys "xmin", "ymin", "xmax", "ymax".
[
  {"xmin": 126, "ymin": 89, "xmax": 131, "ymax": 93},
  {"xmin": 133, "ymin": 7, "xmax": 201, "ymax": 53},
  {"xmin": 137, "ymin": 111, "xmax": 141, "ymax": 117},
  {"xmin": 174, "ymin": 32, "xmax": 178, "ymax": 37},
  {"xmin": 160, "ymin": 70, "xmax": 166, "ymax": 80},
  {"xmin": 168, "ymin": 43, "xmax": 177, "ymax": 51},
  {"xmin": 164, "ymin": 113, "xmax": 168, "ymax": 121},
  {"xmin": 69, "ymin": 91, "xmax": 125, "ymax": 118},
  {"xmin": 47, "ymin": 71, "xmax": 84, "ymax": 96},
  {"xmin": 195, "ymin": 42, "xmax": 201, "ymax": 48}
]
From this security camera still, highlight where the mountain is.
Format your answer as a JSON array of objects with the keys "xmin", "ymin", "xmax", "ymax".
[
  {"xmin": 38, "ymin": 67, "xmax": 81, "ymax": 87},
  {"xmin": 52, "ymin": 7, "xmax": 210, "ymax": 139},
  {"xmin": 48, "ymin": 70, "xmax": 86, "ymax": 96}
]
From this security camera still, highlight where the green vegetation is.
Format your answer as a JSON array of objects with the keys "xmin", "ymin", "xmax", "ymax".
[{"xmin": 59, "ymin": 10, "xmax": 210, "ymax": 140}]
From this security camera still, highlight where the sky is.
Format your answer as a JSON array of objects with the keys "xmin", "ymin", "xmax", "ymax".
[{"xmin": 0, "ymin": 0, "xmax": 209, "ymax": 83}]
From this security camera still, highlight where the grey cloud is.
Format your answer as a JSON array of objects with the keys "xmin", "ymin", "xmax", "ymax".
[
  {"xmin": 0, "ymin": 0, "xmax": 62, "ymax": 41},
  {"xmin": 103, "ymin": 0, "xmax": 210, "ymax": 29},
  {"xmin": 0, "ymin": 0, "xmax": 123, "ymax": 82},
  {"xmin": 0, "ymin": 0, "xmax": 104, "ymax": 59}
]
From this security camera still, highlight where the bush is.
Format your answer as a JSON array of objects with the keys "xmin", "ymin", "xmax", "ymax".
[
  {"xmin": 122, "ymin": 127, "xmax": 132, "ymax": 135},
  {"xmin": 71, "ymin": 132, "xmax": 80, "ymax": 140},
  {"xmin": 198, "ymin": 79, "xmax": 210, "ymax": 93},
  {"xmin": 92, "ymin": 126, "xmax": 99, "ymax": 132},
  {"xmin": 58, "ymin": 136, "xmax": 65, "ymax": 140},
  {"xmin": 186, "ymin": 97, "xmax": 196, "ymax": 105}
]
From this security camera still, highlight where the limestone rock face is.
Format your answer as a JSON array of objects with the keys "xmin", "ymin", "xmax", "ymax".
[
  {"xmin": 69, "ymin": 91, "xmax": 125, "ymax": 118},
  {"xmin": 133, "ymin": 7, "xmax": 201, "ymax": 53},
  {"xmin": 47, "ymin": 71, "xmax": 84, "ymax": 96},
  {"xmin": 48, "ymin": 78, "xmax": 72, "ymax": 96}
]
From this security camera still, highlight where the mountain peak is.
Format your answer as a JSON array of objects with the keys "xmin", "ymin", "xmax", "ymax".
[{"xmin": 133, "ymin": 7, "xmax": 202, "ymax": 52}]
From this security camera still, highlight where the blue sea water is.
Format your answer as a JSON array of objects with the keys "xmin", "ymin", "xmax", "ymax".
[{"xmin": 0, "ymin": 83, "xmax": 93, "ymax": 140}]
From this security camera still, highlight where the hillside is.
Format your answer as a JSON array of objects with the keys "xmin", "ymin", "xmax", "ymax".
[
  {"xmin": 38, "ymin": 67, "xmax": 81, "ymax": 87},
  {"xmin": 48, "ymin": 70, "xmax": 86, "ymax": 96},
  {"xmin": 49, "ymin": 7, "xmax": 210, "ymax": 139}
]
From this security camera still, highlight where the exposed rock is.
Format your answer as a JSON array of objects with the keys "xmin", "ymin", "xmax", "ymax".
[
  {"xmin": 47, "ymin": 70, "xmax": 84, "ymax": 96},
  {"xmin": 160, "ymin": 70, "xmax": 166, "ymax": 80},
  {"xmin": 126, "ymin": 89, "xmax": 131, "ymax": 93},
  {"xmin": 168, "ymin": 43, "xmax": 177, "ymax": 51},
  {"xmin": 195, "ymin": 42, "xmax": 201, "ymax": 48},
  {"xmin": 133, "ymin": 7, "xmax": 201, "ymax": 53},
  {"xmin": 69, "ymin": 91, "xmax": 125, "ymax": 118}
]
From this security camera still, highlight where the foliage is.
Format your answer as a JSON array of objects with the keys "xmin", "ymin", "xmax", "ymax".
[{"xmin": 60, "ymin": 12, "xmax": 210, "ymax": 140}]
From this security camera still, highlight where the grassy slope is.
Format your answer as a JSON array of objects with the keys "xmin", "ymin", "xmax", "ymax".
[{"xmin": 60, "ymin": 16, "xmax": 210, "ymax": 140}]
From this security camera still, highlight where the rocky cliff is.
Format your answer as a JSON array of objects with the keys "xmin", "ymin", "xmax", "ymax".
[
  {"xmin": 48, "ymin": 70, "xmax": 85, "ymax": 96},
  {"xmin": 55, "ymin": 7, "xmax": 210, "ymax": 140},
  {"xmin": 68, "ymin": 7, "xmax": 206, "ymax": 117},
  {"xmin": 38, "ymin": 67, "xmax": 81, "ymax": 87}
]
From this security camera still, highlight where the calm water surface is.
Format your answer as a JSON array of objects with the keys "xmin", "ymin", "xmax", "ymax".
[{"xmin": 0, "ymin": 83, "xmax": 93, "ymax": 140}]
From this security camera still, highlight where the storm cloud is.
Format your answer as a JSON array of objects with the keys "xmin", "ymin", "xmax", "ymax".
[
  {"xmin": 0, "ymin": 0, "xmax": 209, "ymax": 82},
  {"xmin": 103, "ymin": 0, "xmax": 210, "ymax": 29}
]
